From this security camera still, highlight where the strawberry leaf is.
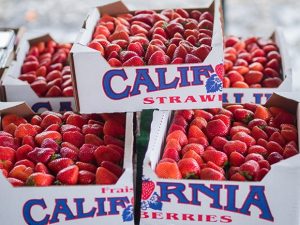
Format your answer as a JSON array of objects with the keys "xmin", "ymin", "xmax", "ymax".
[
  {"xmin": 148, "ymin": 192, "xmax": 162, "ymax": 210},
  {"xmin": 122, "ymin": 205, "xmax": 134, "ymax": 222},
  {"xmin": 205, "ymin": 74, "xmax": 222, "ymax": 93}
]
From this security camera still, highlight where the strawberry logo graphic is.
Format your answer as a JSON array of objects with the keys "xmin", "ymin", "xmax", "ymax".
[
  {"xmin": 141, "ymin": 179, "xmax": 155, "ymax": 200},
  {"xmin": 215, "ymin": 63, "xmax": 224, "ymax": 80}
]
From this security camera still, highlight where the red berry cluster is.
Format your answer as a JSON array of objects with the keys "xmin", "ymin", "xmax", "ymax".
[
  {"xmin": 156, "ymin": 104, "xmax": 298, "ymax": 181},
  {"xmin": 19, "ymin": 40, "xmax": 73, "ymax": 97},
  {"xmin": 88, "ymin": 9, "xmax": 214, "ymax": 66},
  {"xmin": 0, "ymin": 111, "xmax": 126, "ymax": 186},
  {"xmin": 223, "ymin": 36, "xmax": 283, "ymax": 88}
]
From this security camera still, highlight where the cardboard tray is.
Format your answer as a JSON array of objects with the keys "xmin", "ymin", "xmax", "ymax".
[
  {"xmin": 223, "ymin": 30, "xmax": 292, "ymax": 104},
  {"xmin": 140, "ymin": 93, "xmax": 300, "ymax": 225},
  {"xmin": 0, "ymin": 34, "xmax": 76, "ymax": 113},
  {"xmin": 70, "ymin": 0, "xmax": 223, "ymax": 113},
  {"xmin": 0, "ymin": 102, "xmax": 135, "ymax": 225}
]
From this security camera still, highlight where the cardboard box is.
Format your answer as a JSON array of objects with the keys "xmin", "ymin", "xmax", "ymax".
[
  {"xmin": 0, "ymin": 34, "xmax": 76, "ymax": 113},
  {"xmin": 0, "ymin": 102, "xmax": 135, "ymax": 225},
  {"xmin": 0, "ymin": 27, "xmax": 25, "ymax": 68},
  {"xmin": 70, "ymin": 0, "xmax": 223, "ymax": 113},
  {"xmin": 223, "ymin": 30, "xmax": 292, "ymax": 104},
  {"xmin": 140, "ymin": 93, "xmax": 300, "ymax": 225}
]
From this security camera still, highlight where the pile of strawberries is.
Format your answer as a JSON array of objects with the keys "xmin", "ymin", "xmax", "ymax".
[
  {"xmin": 224, "ymin": 36, "xmax": 283, "ymax": 88},
  {"xmin": 156, "ymin": 104, "xmax": 298, "ymax": 181},
  {"xmin": 88, "ymin": 9, "xmax": 214, "ymax": 66},
  {"xmin": 0, "ymin": 111, "xmax": 126, "ymax": 186},
  {"xmin": 19, "ymin": 40, "xmax": 74, "ymax": 97}
]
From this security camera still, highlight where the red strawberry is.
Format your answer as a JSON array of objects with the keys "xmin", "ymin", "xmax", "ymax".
[
  {"xmin": 155, "ymin": 160, "xmax": 182, "ymax": 179},
  {"xmin": 166, "ymin": 130, "xmax": 188, "ymax": 147},
  {"xmin": 239, "ymin": 160, "xmax": 259, "ymax": 180},
  {"xmin": 232, "ymin": 132, "xmax": 256, "ymax": 147},
  {"xmin": 78, "ymin": 170, "xmax": 95, "ymax": 184},
  {"xmin": 185, "ymin": 54, "xmax": 201, "ymax": 63},
  {"xmin": 78, "ymin": 144, "xmax": 97, "ymax": 163},
  {"xmin": 26, "ymin": 172, "xmax": 55, "ymax": 186},
  {"xmin": 230, "ymin": 126, "xmax": 250, "ymax": 137},
  {"xmin": 66, "ymin": 114, "xmax": 85, "ymax": 128},
  {"xmin": 256, "ymin": 168, "xmax": 269, "ymax": 181},
  {"xmin": 16, "ymin": 144, "xmax": 33, "ymax": 161},
  {"xmin": 123, "ymin": 56, "xmax": 144, "ymax": 66},
  {"xmin": 75, "ymin": 162, "xmax": 97, "ymax": 173},
  {"xmin": 191, "ymin": 45, "xmax": 211, "ymax": 62},
  {"xmin": 127, "ymin": 42, "xmax": 144, "ymax": 57},
  {"xmin": 162, "ymin": 148, "xmax": 180, "ymax": 162},
  {"xmin": 41, "ymin": 138, "xmax": 59, "ymax": 152},
  {"xmin": 223, "ymin": 140, "xmax": 247, "ymax": 156},
  {"xmin": 178, "ymin": 158, "xmax": 200, "ymax": 179},
  {"xmin": 14, "ymin": 124, "xmax": 37, "ymax": 138},
  {"xmin": 15, "ymin": 159, "xmax": 35, "ymax": 169},
  {"xmin": 96, "ymin": 167, "xmax": 118, "ymax": 184},
  {"xmin": 101, "ymin": 161, "xmax": 123, "ymax": 178},
  {"xmin": 0, "ymin": 146, "xmax": 16, "ymax": 162},
  {"xmin": 35, "ymin": 131, "xmax": 62, "ymax": 145},
  {"xmin": 27, "ymin": 148, "xmax": 55, "ymax": 164},
  {"xmin": 85, "ymin": 134, "xmax": 104, "ymax": 146},
  {"xmin": 215, "ymin": 64, "xmax": 224, "ymax": 80},
  {"xmin": 234, "ymin": 109, "xmax": 254, "ymax": 123},
  {"xmin": 211, "ymin": 136, "xmax": 228, "ymax": 151},
  {"xmin": 103, "ymin": 120, "xmax": 125, "ymax": 139},
  {"xmin": 56, "ymin": 165, "xmax": 79, "ymax": 185},
  {"xmin": 267, "ymin": 141, "xmax": 283, "ymax": 155},
  {"xmin": 63, "ymin": 131, "xmax": 84, "ymax": 148},
  {"xmin": 181, "ymin": 143, "xmax": 204, "ymax": 156},
  {"xmin": 251, "ymin": 126, "xmax": 268, "ymax": 141},
  {"xmin": 206, "ymin": 119, "xmax": 228, "ymax": 139},
  {"xmin": 148, "ymin": 51, "xmax": 168, "ymax": 65},
  {"xmin": 48, "ymin": 158, "xmax": 74, "ymax": 174},
  {"xmin": 202, "ymin": 149, "xmax": 228, "ymax": 167},
  {"xmin": 173, "ymin": 45, "xmax": 187, "ymax": 60},
  {"xmin": 35, "ymin": 162, "xmax": 49, "ymax": 174},
  {"xmin": 230, "ymin": 173, "xmax": 246, "ymax": 181},
  {"xmin": 267, "ymin": 152, "xmax": 283, "ymax": 165},
  {"xmin": 94, "ymin": 146, "xmax": 122, "ymax": 166},
  {"xmin": 229, "ymin": 151, "xmax": 245, "ymax": 167},
  {"xmin": 188, "ymin": 125, "xmax": 207, "ymax": 139},
  {"xmin": 248, "ymin": 145, "xmax": 268, "ymax": 156},
  {"xmin": 7, "ymin": 177, "xmax": 24, "ymax": 187},
  {"xmin": 120, "ymin": 51, "xmax": 138, "ymax": 62},
  {"xmin": 141, "ymin": 179, "xmax": 155, "ymax": 200},
  {"xmin": 200, "ymin": 168, "xmax": 225, "ymax": 180},
  {"xmin": 245, "ymin": 153, "xmax": 264, "ymax": 162},
  {"xmin": 283, "ymin": 144, "xmax": 298, "ymax": 159}
]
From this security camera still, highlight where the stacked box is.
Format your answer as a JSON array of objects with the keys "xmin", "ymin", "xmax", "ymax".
[
  {"xmin": 223, "ymin": 30, "xmax": 292, "ymax": 104},
  {"xmin": 70, "ymin": 0, "xmax": 223, "ymax": 113},
  {"xmin": 0, "ymin": 102, "xmax": 135, "ymax": 225},
  {"xmin": 1, "ymin": 34, "xmax": 76, "ymax": 113}
]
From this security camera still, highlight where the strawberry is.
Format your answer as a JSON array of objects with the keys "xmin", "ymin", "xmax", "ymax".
[
  {"xmin": 155, "ymin": 160, "xmax": 182, "ymax": 179},
  {"xmin": 230, "ymin": 173, "xmax": 246, "ymax": 181},
  {"xmin": 223, "ymin": 140, "xmax": 247, "ymax": 156},
  {"xmin": 162, "ymin": 148, "xmax": 180, "ymax": 162},
  {"xmin": 148, "ymin": 51, "xmax": 168, "ymax": 65},
  {"xmin": 48, "ymin": 158, "xmax": 74, "ymax": 174},
  {"xmin": 206, "ymin": 119, "xmax": 228, "ymax": 139},
  {"xmin": 173, "ymin": 45, "xmax": 187, "ymax": 60},
  {"xmin": 215, "ymin": 64, "xmax": 224, "ymax": 80},
  {"xmin": 267, "ymin": 152, "xmax": 283, "ymax": 165},
  {"xmin": 7, "ymin": 177, "xmax": 24, "ymax": 187},
  {"xmin": 248, "ymin": 145, "xmax": 268, "ymax": 156},
  {"xmin": 254, "ymin": 105, "xmax": 271, "ymax": 121},
  {"xmin": 27, "ymin": 147, "xmax": 56, "ymax": 164},
  {"xmin": 166, "ymin": 130, "xmax": 188, "ymax": 147},
  {"xmin": 245, "ymin": 153, "xmax": 264, "ymax": 162},
  {"xmin": 182, "ymin": 150, "xmax": 204, "ymax": 167},
  {"xmin": 255, "ymin": 168, "xmax": 269, "ymax": 181},
  {"xmin": 77, "ymin": 144, "xmax": 97, "ymax": 163},
  {"xmin": 96, "ymin": 166, "xmax": 118, "ymax": 184},
  {"xmin": 94, "ymin": 146, "xmax": 122, "ymax": 166},
  {"xmin": 127, "ymin": 42, "xmax": 144, "ymax": 57},
  {"xmin": 188, "ymin": 125, "xmax": 207, "ymax": 139},
  {"xmin": 141, "ymin": 179, "xmax": 155, "ymax": 200},
  {"xmin": 229, "ymin": 151, "xmax": 245, "ymax": 167},
  {"xmin": 283, "ymin": 144, "xmax": 298, "ymax": 159},
  {"xmin": 85, "ymin": 134, "xmax": 104, "ymax": 146},
  {"xmin": 15, "ymin": 159, "xmax": 35, "ymax": 169},
  {"xmin": 211, "ymin": 136, "xmax": 228, "ymax": 151},
  {"xmin": 14, "ymin": 124, "xmax": 37, "ymax": 138},
  {"xmin": 66, "ymin": 114, "xmax": 85, "ymax": 128},
  {"xmin": 101, "ymin": 161, "xmax": 123, "ymax": 178},
  {"xmin": 35, "ymin": 162, "xmax": 49, "ymax": 174},
  {"xmin": 202, "ymin": 149, "xmax": 228, "ymax": 167},
  {"xmin": 190, "ymin": 117, "xmax": 207, "ymax": 129},
  {"xmin": 76, "ymin": 162, "xmax": 97, "ymax": 173},
  {"xmin": 178, "ymin": 158, "xmax": 200, "ymax": 179},
  {"xmin": 103, "ymin": 119, "xmax": 125, "ymax": 138},
  {"xmin": 232, "ymin": 132, "xmax": 256, "ymax": 147},
  {"xmin": 0, "ymin": 146, "xmax": 16, "ymax": 162},
  {"xmin": 239, "ymin": 160, "xmax": 259, "ymax": 180},
  {"xmin": 63, "ymin": 131, "xmax": 84, "ymax": 148},
  {"xmin": 200, "ymin": 168, "xmax": 225, "ymax": 180},
  {"xmin": 0, "ymin": 136, "xmax": 17, "ymax": 149},
  {"xmin": 26, "ymin": 172, "xmax": 55, "ymax": 186},
  {"xmin": 35, "ymin": 131, "xmax": 62, "ymax": 145},
  {"xmin": 8, "ymin": 165, "xmax": 33, "ymax": 182},
  {"xmin": 230, "ymin": 126, "xmax": 250, "ymax": 137},
  {"xmin": 56, "ymin": 165, "xmax": 79, "ymax": 185},
  {"xmin": 181, "ymin": 143, "xmax": 204, "ymax": 156},
  {"xmin": 269, "ymin": 132, "xmax": 286, "ymax": 147},
  {"xmin": 41, "ymin": 138, "xmax": 59, "ymax": 152},
  {"xmin": 78, "ymin": 170, "xmax": 95, "ymax": 185},
  {"xmin": 234, "ymin": 109, "xmax": 254, "ymax": 123},
  {"xmin": 267, "ymin": 141, "xmax": 284, "ymax": 155}
]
